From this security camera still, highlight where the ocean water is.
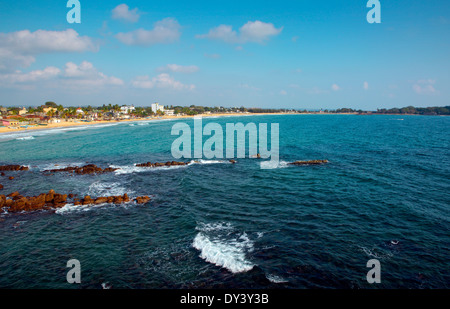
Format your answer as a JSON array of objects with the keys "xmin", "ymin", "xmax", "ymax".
[{"xmin": 0, "ymin": 115, "xmax": 449, "ymax": 289}]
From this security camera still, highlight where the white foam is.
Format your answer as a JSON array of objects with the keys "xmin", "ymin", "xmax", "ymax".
[
  {"xmin": 260, "ymin": 160, "xmax": 290, "ymax": 169},
  {"xmin": 191, "ymin": 159, "xmax": 231, "ymax": 165},
  {"xmin": 55, "ymin": 201, "xmax": 135, "ymax": 214},
  {"xmin": 192, "ymin": 222, "xmax": 255, "ymax": 274},
  {"xmin": 111, "ymin": 163, "xmax": 191, "ymax": 175},
  {"xmin": 88, "ymin": 181, "xmax": 132, "ymax": 197},
  {"xmin": 36, "ymin": 162, "xmax": 85, "ymax": 171},
  {"xmin": 0, "ymin": 123, "xmax": 120, "ymax": 141},
  {"xmin": 16, "ymin": 136, "xmax": 35, "ymax": 141},
  {"xmin": 266, "ymin": 274, "xmax": 288, "ymax": 284}
]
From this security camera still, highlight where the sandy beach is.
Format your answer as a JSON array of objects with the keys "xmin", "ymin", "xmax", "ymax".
[{"xmin": 0, "ymin": 112, "xmax": 303, "ymax": 134}]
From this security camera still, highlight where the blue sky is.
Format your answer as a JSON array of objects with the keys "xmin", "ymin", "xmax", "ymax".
[{"xmin": 0, "ymin": 0, "xmax": 448, "ymax": 109}]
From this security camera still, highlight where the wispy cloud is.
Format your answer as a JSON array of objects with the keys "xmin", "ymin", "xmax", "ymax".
[
  {"xmin": 413, "ymin": 79, "xmax": 437, "ymax": 95},
  {"xmin": 363, "ymin": 81, "xmax": 369, "ymax": 90},
  {"xmin": 116, "ymin": 18, "xmax": 181, "ymax": 46},
  {"xmin": 131, "ymin": 73, "xmax": 195, "ymax": 90},
  {"xmin": 331, "ymin": 84, "xmax": 340, "ymax": 91},
  {"xmin": 158, "ymin": 64, "xmax": 199, "ymax": 74},
  {"xmin": 204, "ymin": 53, "xmax": 221, "ymax": 59},
  {"xmin": 112, "ymin": 4, "xmax": 141, "ymax": 23},
  {"xmin": 196, "ymin": 20, "xmax": 283, "ymax": 44},
  {"xmin": 0, "ymin": 61, "xmax": 123, "ymax": 89},
  {"xmin": 239, "ymin": 83, "xmax": 261, "ymax": 91}
]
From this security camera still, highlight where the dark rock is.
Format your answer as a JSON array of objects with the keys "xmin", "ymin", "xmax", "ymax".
[
  {"xmin": 136, "ymin": 161, "xmax": 188, "ymax": 168},
  {"xmin": 43, "ymin": 164, "xmax": 118, "ymax": 175},
  {"xmin": 8, "ymin": 177, "xmax": 14, "ymax": 180},
  {"xmin": 288, "ymin": 160, "xmax": 329, "ymax": 166},
  {"xmin": 0, "ymin": 184, "xmax": 3, "ymax": 190},
  {"xmin": 0, "ymin": 165, "xmax": 29, "ymax": 171}
]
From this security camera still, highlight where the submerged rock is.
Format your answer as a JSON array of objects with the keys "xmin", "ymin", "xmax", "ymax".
[
  {"xmin": 136, "ymin": 161, "xmax": 188, "ymax": 168},
  {"xmin": 288, "ymin": 160, "xmax": 329, "ymax": 166},
  {"xmin": 43, "ymin": 164, "xmax": 119, "ymax": 175},
  {"xmin": 0, "ymin": 184, "xmax": 3, "ymax": 190}
]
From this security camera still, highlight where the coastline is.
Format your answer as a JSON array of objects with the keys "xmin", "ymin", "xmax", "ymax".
[
  {"xmin": 1, "ymin": 112, "xmax": 444, "ymax": 135},
  {"xmin": 0, "ymin": 112, "xmax": 291, "ymax": 135}
]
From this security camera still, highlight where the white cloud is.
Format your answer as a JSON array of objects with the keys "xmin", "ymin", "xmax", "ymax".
[
  {"xmin": 158, "ymin": 64, "xmax": 199, "ymax": 74},
  {"xmin": 280, "ymin": 90, "xmax": 287, "ymax": 95},
  {"xmin": 0, "ymin": 61, "xmax": 123, "ymax": 89},
  {"xmin": 364, "ymin": 81, "xmax": 369, "ymax": 90},
  {"xmin": 112, "ymin": 4, "xmax": 141, "ymax": 23},
  {"xmin": 331, "ymin": 84, "xmax": 340, "ymax": 91},
  {"xmin": 197, "ymin": 20, "xmax": 282, "ymax": 44},
  {"xmin": 0, "ymin": 29, "xmax": 97, "ymax": 72},
  {"xmin": 132, "ymin": 73, "xmax": 195, "ymax": 90},
  {"xmin": 240, "ymin": 21, "xmax": 283, "ymax": 43},
  {"xmin": 0, "ymin": 67, "xmax": 60, "ymax": 84},
  {"xmin": 116, "ymin": 18, "xmax": 181, "ymax": 46},
  {"xmin": 413, "ymin": 79, "xmax": 437, "ymax": 95},
  {"xmin": 62, "ymin": 61, "xmax": 124, "ymax": 87}
]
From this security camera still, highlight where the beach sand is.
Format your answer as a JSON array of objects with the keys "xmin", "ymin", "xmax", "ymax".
[{"xmin": 0, "ymin": 112, "xmax": 301, "ymax": 134}]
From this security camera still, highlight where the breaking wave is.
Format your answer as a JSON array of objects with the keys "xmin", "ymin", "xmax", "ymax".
[{"xmin": 192, "ymin": 222, "xmax": 255, "ymax": 274}]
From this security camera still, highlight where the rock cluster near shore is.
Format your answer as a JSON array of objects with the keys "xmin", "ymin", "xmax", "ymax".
[
  {"xmin": 0, "ymin": 165, "xmax": 29, "ymax": 171},
  {"xmin": 73, "ymin": 193, "xmax": 150, "ymax": 206},
  {"xmin": 288, "ymin": 160, "xmax": 329, "ymax": 166},
  {"xmin": 0, "ymin": 190, "xmax": 151, "ymax": 213},
  {"xmin": 43, "ymin": 164, "xmax": 118, "ymax": 175},
  {"xmin": 136, "ymin": 161, "xmax": 189, "ymax": 167}
]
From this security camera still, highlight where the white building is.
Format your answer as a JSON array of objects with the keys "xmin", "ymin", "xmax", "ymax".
[
  {"xmin": 151, "ymin": 103, "xmax": 165, "ymax": 114},
  {"xmin": 165, "ymin": 109, "xmax": 175, "ymax": 116},
  {"xmin": 120, "ymin": 105, "xmax": 136, "ymax": 114}
]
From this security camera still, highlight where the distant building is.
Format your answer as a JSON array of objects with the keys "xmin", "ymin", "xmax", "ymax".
[
  {"xmin": 120, "ymin": 105, "xmax": 136, "ymax": 114},
  {"xmin": 43, "ymin": 106, "xmax": 57, "ymax": 114},
  {"xmin": 76, "ymin": 108, "xmax": 84, "ymax": 114},
  {"xmin": 151, "ymin": 103, "xmax": 165, "ymax": 114},
  {"xmin": 165, "ymin": 109, "xmax": 175, "ymax": 116},
  {"xmin": 2, "ymin": 120, "xmax": 20, "ymax": 127},
  {"xmin": 18, "ymin": 107, "xmax": 28, "ymax": 115}
]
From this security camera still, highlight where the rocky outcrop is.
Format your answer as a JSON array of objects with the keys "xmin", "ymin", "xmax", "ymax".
[
  {"xmin": 43, "ymin": 164, "xmax": 118, "ymax": 175},
  {"xmin": 288, "ymin": 160, "xmax": 329, "ymax": 166},
  {"xmin": 8, "ymin": 177, "xmax": 14, "ymax": 180},
  {"xmin": 1, "ymin": 190, "xmax": 67, "ymax": 213},
  {"xmin": 136, "ymin": 161, "xmax": 188, "ymax": 168},
  {"xmin": 1, "ymin": 190, "xmax": 151, "ymax": 213},
  {"xmin": 73, "ymin": 193, "xmax": 150, "ymax": 206},
  {"xmin": 0, "ymin": 165, "xmax": 29, "ymax": 171},
  {"xmin": 229, "ymin": 160, "xmax": 237, "ymax": 164}
]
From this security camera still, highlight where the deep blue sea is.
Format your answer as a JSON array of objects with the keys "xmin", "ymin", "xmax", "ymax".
[{"xmin": 0, "ymin": 115, "xmax": 449, "ymax": 289}]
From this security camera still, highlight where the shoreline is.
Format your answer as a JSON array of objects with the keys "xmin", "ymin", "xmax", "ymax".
[
  {"xmin": 0, "ymin": 112, "xmax": 293, "ymax": 134},
  {"xmin": 0, "ymin": 112, "xmax": 445, "ymax": 135}
]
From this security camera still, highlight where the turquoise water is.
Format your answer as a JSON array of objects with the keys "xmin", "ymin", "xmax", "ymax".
[{"xmin": 0, "ymin": 115, "xmax": 449, "ymax": 288}]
